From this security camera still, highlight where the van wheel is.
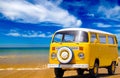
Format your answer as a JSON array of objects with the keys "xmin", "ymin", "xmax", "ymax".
[
  {"xmin": 54, "ymin": 68, "xmax": 64, "ymax": 78},
  {"xmin": 77, "ymin": 69, "xmax": 84, "ymax": 75},
  {"xmin": 107, "ymin": 62, "xmax": 116, "ymax": 75},
  {"xmin": 89, "ymin": 62, "xmax": 99, "ymax": 77}
]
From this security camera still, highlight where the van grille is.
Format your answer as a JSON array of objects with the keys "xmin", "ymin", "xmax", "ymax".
[{"xmin": 56, "ymin": 47, "xmax": 79, "ymax": 50}]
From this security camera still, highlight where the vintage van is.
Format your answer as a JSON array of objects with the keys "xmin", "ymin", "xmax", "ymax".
[{"xmin": 48, "ymin": 28, "xmax": 118, "ymax": 77}]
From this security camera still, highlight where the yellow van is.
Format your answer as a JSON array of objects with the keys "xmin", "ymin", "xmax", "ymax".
[{"xmin": 48, "ymin": 28, "xmax": 118, "ymax": 77}]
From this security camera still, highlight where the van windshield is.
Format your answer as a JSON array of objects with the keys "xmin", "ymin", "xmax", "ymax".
[{"xmin": 53, "ymin": 31, "xmax": 88, "ymax": 43}]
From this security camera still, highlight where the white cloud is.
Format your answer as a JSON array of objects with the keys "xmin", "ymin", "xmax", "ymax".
[
  {"xmin": 41, "ymin": 0, "xmax": 63, "ymax": 6},
  {"xmin": 6, "ymin": 29, "xmax": 20, "ymax": 37},
  {"xmin": 0, "ymin": 0, "xmax": 82, "ymax": 27},
  {"xmin": 6, "ymin": 32, "xmax": 20, "ymax": 37},
  {"xmin": 86, "ymin": 13, "xmax": 95, "ymax": 17},
  {"xmin": 98, "ymin": 5, "xmax": 120, "ymax": 21},
  {"xmin": 22, "ymin": 33, "xmax": 46, "ymax": 38},
  {"xmin": 115, "ymin": 30, "xmax": 120, "ymax": 32},
  {"xmin": 93, "ymin": 23, "xmax": 111, "ymax": 28},
  {"xmin": 93, "ymin": 23, "xmax": 120, "ymax": 28},
  {"xmin": 5, "ymin": 30, "xmax": 52, "ymax": 38}
]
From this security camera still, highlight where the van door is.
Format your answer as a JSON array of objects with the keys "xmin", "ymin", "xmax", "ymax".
[
  {"xmin": 89, "ymin": 33, "xmax": 100, "ymax": 68},
  {"xmin": 107, "ymin": 36, "xmax": 118, "ymax": 65},
  {"xmin": 98, "ymin": 34, "xmax": 108, "ymax": 66}
]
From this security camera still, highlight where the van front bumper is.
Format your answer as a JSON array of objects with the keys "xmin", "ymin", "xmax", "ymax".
[{"xmin": 48, "ymin": 64, "xmax": 89, "ymax": 68}]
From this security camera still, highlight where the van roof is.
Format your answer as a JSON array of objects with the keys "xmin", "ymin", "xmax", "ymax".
[{"xmin": 56, "ymin": 28, "xmax": 114, "ymax": 35}]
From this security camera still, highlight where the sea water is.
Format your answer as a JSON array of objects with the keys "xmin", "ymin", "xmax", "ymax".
[
  {"xmin": 0, "ymin": 47, "xmax": 119, "ymax": 56},
  {"xmin": 0, "ymin": 47, "xmax": 119, "ymax": 68},
  {"xmin": 0, "ymin": 47, "xmax": 49, "ymax": 55},
  {"xmin": 0, "ymin": 47, "xmax": 49, "ymax": 68}
]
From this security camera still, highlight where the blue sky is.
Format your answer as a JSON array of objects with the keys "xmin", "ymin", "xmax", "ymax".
[{"xmin": 0, "ymin": 0, "xmax": 120, "ymax": 47}]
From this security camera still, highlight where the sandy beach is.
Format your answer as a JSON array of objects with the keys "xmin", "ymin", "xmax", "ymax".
[
  {"xmin": 0, "ymin": 64, "xmax": 120, "ymax": 78},
  {"xmin": 0, "ymin": 56, "xmax": 120, "ymax": 78}
]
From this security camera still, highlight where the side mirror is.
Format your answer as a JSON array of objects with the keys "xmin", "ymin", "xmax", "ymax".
[{"xmin": 94, "ymin": 39, "xmax": 99, "ymax": 43}]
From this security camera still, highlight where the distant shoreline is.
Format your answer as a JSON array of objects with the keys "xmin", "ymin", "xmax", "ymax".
[
  {"xmin": 0, "ymin": 47, "xmax": 49, "ymax": 49},
  {"xmin": 0, "ymin": 46, "xmax": 120, "ymax": 48}
]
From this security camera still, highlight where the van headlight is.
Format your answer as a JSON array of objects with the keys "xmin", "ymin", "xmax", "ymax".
[
  {"xmin": 78, "ymin": 53, "xmax": 84, "ymax": 59},
  {"xmin": 51, "ymin": 53, "xmax": 56, "ymax": 59}
]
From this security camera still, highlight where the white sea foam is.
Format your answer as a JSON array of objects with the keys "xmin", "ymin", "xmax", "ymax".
[
  {"xmin": 0, "ymin": 64, "xmax": 48, "ymax": 71},
  {"xmin": 0, "ymin": 67, "xmax": 48, "ymax": 71}
]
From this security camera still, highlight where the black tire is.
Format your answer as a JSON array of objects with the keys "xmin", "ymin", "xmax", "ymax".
[
  {"xmin": 54, "ymin": 68, "xmax": 64, "ymax": 78},
  {"xmin": 107, "ymin": 62, "xmax": 116, "ymax": 75},
  {"xmin": 77, "ymin": 69, "xmax": 84, "ymax": 75},
  {"xmin": 89, "ymin": 62, "xmax": 99, "ymax": 77}
]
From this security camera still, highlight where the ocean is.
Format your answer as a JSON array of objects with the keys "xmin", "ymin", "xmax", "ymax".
[
  {"xmin": 0, "ymin": 47, "xmax": 119, "ymax": 56},
  {"xmin": 0, "ymin": 47, "xmax": 49, "ymax": 68},
  {"xmin": 0, "ymin": 47, "xmax": 119, "ymax": 68},
  {"xmin": 0, "ymin": 47, "xmax": 49, "ymax": 55},
  {"xmin": 119, "ymin": 47, "xmax": 120, "ymax": 55}
]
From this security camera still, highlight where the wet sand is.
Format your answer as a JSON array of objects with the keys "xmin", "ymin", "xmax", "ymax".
[
  {"xmin": 0, "ymin": 56, "xmax": 120, "ymax": 78},
  {"xmin": 0, "ymin": 63, "xmax": 120, "ymax": 78}
]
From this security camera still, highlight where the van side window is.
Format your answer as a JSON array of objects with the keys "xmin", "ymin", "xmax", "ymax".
[
  {"xmin": 79, "ymin": 31, "xmax": 88, "ymax": 42},
  {"xmin": 99, "ymin": 35, "xmax": 106, "ymax": 44},
  {"xmin": 108, "ymin": 36, "xmax": 115, "ymax": 44},
  {"xmin": 91, "ymin": 33, "xmax": 97, "ymax": 43}
]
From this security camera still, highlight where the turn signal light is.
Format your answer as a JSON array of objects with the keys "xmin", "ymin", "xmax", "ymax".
[
  {"xmin": 52, "ymin": 47, "xmax": 55, "ymax": 50},
  {"xmin": 79, "ymin": 47, "xmax": 83, "ymax": 50}
]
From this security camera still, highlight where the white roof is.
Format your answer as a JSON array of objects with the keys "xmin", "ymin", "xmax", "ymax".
[{"xmin": 56, "ymin": 28, "xmax": 113, "ymax": 35}]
